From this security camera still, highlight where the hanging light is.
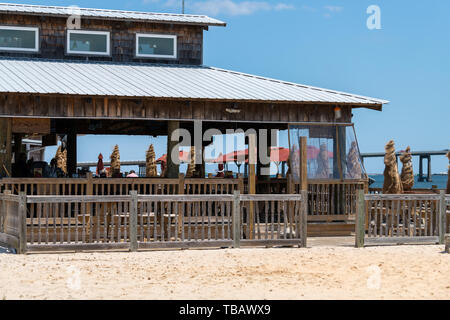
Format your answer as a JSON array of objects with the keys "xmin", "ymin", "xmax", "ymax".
[
  {"xmin": 225, "ymin": 103, "xmax": 241, "ymax": 114},
  {"xmin": 334, "ymin": 106, "xmax": 342, "ymax": 119}
]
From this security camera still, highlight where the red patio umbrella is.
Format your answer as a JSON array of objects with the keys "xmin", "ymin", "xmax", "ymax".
[
  {"xmin": 157, "ymin": 150, "xmax": 191, "ymax": 164},
  {"xmin": 96, "ymin": 153, "xmax": 104, "ymax": 175}
]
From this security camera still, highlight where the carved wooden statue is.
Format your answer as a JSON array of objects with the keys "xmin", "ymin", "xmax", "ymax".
[
  {"xmin": 400, "ymin": 146, "xmax": 414, "ymax": 191},
  {"xmin": 382, "ymin": 140, "xmax": 403, "ymax": 194}
]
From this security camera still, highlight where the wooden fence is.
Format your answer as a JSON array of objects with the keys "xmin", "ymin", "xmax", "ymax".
[
  {"xmin": 0, "ymin": 175, "xmax": 243, "ymax": 197},
  {"xmin": 254, "ymin": 178, "xmax": 366, "ymax": 221},
  {"xmin": 355, "ymin": 190, "xmax": 448, "ymax": 247},
  {"xmin": 0, "ymin": 191, "xmax": 306, "ymax": 253}
]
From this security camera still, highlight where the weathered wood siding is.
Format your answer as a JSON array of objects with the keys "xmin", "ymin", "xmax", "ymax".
[
  {"xmin": 0, "ymin": 94, "xmax": 352, "ymax": 123},
  {"xmin": 0, "ymin": 14, "xmax": 203, "ymax": 65}
]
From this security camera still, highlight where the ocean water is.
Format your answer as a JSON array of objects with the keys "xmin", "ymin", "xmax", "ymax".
[{"xmin": 368, "ymin": 174, "xmax": 448, "ymax": 190}]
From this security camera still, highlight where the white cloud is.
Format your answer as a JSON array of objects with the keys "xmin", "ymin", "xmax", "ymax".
[
  {"xmin": 324, "ymin": 5, "xmax": 343, "ymax": 13},
  {"xmin": 323, "ymin": 5, "xmax": 343, "ymax": 18},
  {"xmin": 168, "ymin": 0, "xmax": 294, "ymax": 16}
]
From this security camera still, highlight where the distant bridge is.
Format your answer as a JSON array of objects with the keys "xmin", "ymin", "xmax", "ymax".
[{"xmin": 361, "ymin": 149, "xmax": 449, "ymax": 182}]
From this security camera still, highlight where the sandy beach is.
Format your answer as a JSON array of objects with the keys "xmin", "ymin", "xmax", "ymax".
[{"xmin": 0, "ymin": 243, "xmax": 449, "ymax": 300}]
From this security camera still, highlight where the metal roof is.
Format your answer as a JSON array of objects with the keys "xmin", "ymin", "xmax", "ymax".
[
  {"xmin": 0, "ymin": 2, "xmax": 226, "ymax": 27},
  {"xmin": 0, "ymin": 58, "xmax": 389, "ymax": 106}
]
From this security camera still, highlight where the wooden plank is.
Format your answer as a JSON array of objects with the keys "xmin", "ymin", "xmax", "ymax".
[
  {"xmin": 300, "ymin": 190, "xmax": 308, "ymax": 247},
  {"xmin": 138, "ymin": 240, "xmax": 232, "ymax": 250},
  {"xmin": 0, "ymin": 233, "xmax": 19, "ymax": 250},
  {"xmin": 365, "ymin": 194, "xmax": 440, "ymax": 201},
  {"xmin": 355, "ymin": 189, "xmax": 365, "ymax": 248},
  {"xmin": 240, "ymin": 194, "xmax": 302, "ymax": 201},
  {"xmin": 299, "ymin": 136, "xmax": 308, "ymax": 191},
  {"xmin": 26, "ymin": 242, "xmax": 130, "ymax": 252},
  {"xmin": 12, "ymin": 118, "xmax": 50, "ymax": 134},
  {"xmin": 240, "ymin": 239, "xmax": 302, "ymax": 247},
  {"xmin": 445, "ymin": 234, "xmax": 450, "ymax": 253},
  {"xmin": 129, "ymin": 191, "xmax": 138, "ymax": 251},
  {"xmin": 364, "ymin": 236, "xmax": 439, "ymax": 245},
  {"xmin": 439, "ymin": 191, "xmax": 445, "ymax": 244},
  {"xmin": 232, "ymin": 191, "xmax": 240, "ymax": 248}
]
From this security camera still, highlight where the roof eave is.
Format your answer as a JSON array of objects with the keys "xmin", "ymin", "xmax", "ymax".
[{"xmin": 0, "ymin": 11, "xmax": 227, "ymax": 27}]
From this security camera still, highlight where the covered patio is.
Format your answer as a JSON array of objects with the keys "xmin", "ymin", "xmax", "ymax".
[{"xmin": 0, "ymin": 58, "xmax": 388, "ymax": 247}]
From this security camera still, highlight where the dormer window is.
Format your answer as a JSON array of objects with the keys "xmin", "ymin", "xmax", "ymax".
[
  {"xmin": 136, "ymin": 33, "xmax": 177, "ymax": 59},
  {"xmin": 0, "ymin": 26, "xmax": 39, "ymax": 52},
  {"xmin": 67, "ymin": 30, "xmax": 110, "ymax": 56}
]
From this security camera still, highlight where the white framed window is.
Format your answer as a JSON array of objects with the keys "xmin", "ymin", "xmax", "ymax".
[
  {"xmin": 0, "ymin": 26, "xmax": 39, "ymax": 52},
  {"xmin": 67, "ymin": 30, "xmax": 110, "ymax": 56},
  {"xmin": 136, "ymin": 33, "xmax": 177, "ymax": 59}
]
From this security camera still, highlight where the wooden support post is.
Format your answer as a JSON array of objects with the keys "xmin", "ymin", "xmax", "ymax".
[
  {"xmin": 166, "ymin": 121, "xmax": 180, "ymax": 178},
  {"xmin": 248, "ymin": 133, "xmax": 257, "ymax": 240},
  {"xmin": 177, "ymin": 173, "xmax": 185, "ymax": 238},
  {"xmin": 237, "ymin": 174, "xmax": 244, "ymax": 194},
  {"xmin": 439, "ymin": 190, "xmax": 445, "ymax": 244},
  {"xmin": 355, "ymin": 189, "xmax": 365, "ymax": 248},
  {"xmin": 18, "ymin": 192, "xmax": 27, "ymax": 254},
  {"xmin": 299, "ymin": 137, "xmax": 308, "ymax": 191},
  {"xmin": 86, "ymin": 172, "xmax": 93, "ymax": 235},
  {"xmin": 445, "ymin": 234, "xmax": 450, "ymax": 253},
  {"xmin": 232, "ymin": 190, "xmax": 241, "ymax": 248},
  {"xmin": 67, "ymin": 131, "xmax": 77, "ymax": 177},
  {"xmin": 129, "ymin": 190, "xmax": 138, "ymax": 252},
  {"xmin": 13, "ymin": 133, "xmax": 23, "ymax": 163},
  {"xmin": 300, "ymin": 190, "xmax": 308, "ymax": 248},
  {"xmin": 0, "ymin": 118, "xmax": 12, "ymax": 177}
]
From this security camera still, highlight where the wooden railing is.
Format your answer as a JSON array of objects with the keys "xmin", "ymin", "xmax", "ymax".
[
  {"xmin": 355, "ymin": 190, "xmax": 447, "ymax": 247},
  {"xmin": 0, "ymin": 174, "xmax": 244, "ymax": 197},
  {"xmin": 239, "ymin": 193, "xmax": 307, "ymax": 247},
  {"xmin": 0, "ymin": 192, "xmax": 26, "ymax": 253},
  {"xmin": 252, "ymin": 178, "xmax": 367, "ymax": 223},
  {"xmin": 0, "ymin": 191, "xmax": 306, "ymax": 253}
]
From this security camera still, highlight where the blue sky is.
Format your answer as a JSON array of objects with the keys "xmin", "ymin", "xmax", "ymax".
[{"xmin": 13, "ymin": 0, "xmax": 448, "ymax": 173}]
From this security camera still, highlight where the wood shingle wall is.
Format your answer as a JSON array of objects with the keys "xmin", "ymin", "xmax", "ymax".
[{"xmin": 0, "ymin": 14, "xmax": 204, "ymax": 65}]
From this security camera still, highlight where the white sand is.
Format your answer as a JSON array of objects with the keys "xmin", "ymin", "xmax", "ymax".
[{"xmin": 0, "ymin": 245, "xmax": 449, "ymax": 300}]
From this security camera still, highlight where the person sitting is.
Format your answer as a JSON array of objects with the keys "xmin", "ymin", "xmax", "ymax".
[
  {"xmin": 12, "ymin": 153, "xmax": 29, "ymax": 177},
  {"xmin": 126, "ymin": 170, "xmax": 138, "ymax": 178},
  {"xmin": 48, "ymin": 158, "xmax": 64, "ymax": 178}
]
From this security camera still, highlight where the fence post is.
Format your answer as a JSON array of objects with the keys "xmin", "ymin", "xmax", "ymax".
[
  {"xmin": 232, "ymin": 190, "xmax": 241, "ymax": 249},
  {"xmin": 0, "ymin": 192, "xmax": 4, "ymax": 233},
  {"xmin": 355, "ymin": 189, "xmax": 365, "ymax": 248},
  {"xmin": 439, "ymin": 190, "xmax": 445, "ymax": 244},
  {"xmin": 300, "ymin": 190, "xmax": 308, "ymax": 248},
  {"xmin": 18, "ymin": 192, "xmax": 27, "ymax": 254},
  {"xmin": 129, "ymin": 191, "xmax": 138, "ymax": 252}
]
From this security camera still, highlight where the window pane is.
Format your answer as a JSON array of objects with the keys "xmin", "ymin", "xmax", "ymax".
[
  {"xmin": 138, "ymin": 36, "xmax": 174, "ymax": 56},
  {"xmin": 0, "ymin": 29, "xmax": 36, "ymax": 49},
  {"xmin": 69, "ymin": 33, "xmax": 108, "ymax": 53}
]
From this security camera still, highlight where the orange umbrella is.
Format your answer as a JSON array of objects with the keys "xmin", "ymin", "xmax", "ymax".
[{"xmin": 157, "ymin": 150, "xmax": 191, "ymax": 164}]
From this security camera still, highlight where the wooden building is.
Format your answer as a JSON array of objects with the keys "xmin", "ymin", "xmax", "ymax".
[{"xmin": 0, "ymin": 2, "xmax": 389, "ymax": 239}]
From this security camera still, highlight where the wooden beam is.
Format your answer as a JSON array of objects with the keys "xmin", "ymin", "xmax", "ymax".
[
  {"xmin": 248, "ymin": 133, "xmax": 257, "ymax": 240},
  {"xmin": 0, "ymin": 118, "xmax": 12, "ymax": 177},
  {"xmin": 67, "ymin": 131, "xmax": 77, "ymax": 177},
  {"xmin": 12, "ymin": 118, "xmax": 50, "ymax": 134},
  {"xmin": 166, "ymin": 120, "xmax": 179, "ymax": 178},
  {"xmin": 299, "ymin": 136, "xmax": 308, "ymax": 191}
]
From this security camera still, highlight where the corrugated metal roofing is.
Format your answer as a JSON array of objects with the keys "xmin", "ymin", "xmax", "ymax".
[
  {"xmin": 0, "ymin": 2, "xmax": 226, "ymax": 26},
  {"xmin": 0, "ymin": 58, "xmax": 389, "ymax": 106}
]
